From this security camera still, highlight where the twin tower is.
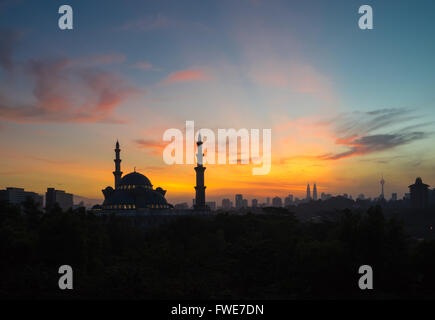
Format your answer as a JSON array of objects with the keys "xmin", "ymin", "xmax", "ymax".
[{"xmin": 306, "ymin": 183, "xmax": 318, "ymax": 201}]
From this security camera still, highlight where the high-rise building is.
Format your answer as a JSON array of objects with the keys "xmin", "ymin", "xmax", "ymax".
[
  {"xmin": 284, "ymin": 194, "xmax": 293, "ymax": 206},
  {"xmin": 391, "ymin": 193, "xmax": 397, "ymax": 201},
  {"xmin": 306, "ymin": 184, "xmax": 311, "ymax": 201},
  {"xmin": 272, "ymin": 196, "xmax": 282, "ymax": 207},
  {"xmin": 409, "ymin": 177, "xmax": 429, "ymax": 209},
  {"xmin": 0, "ymin": 187, "xmax": 43, "ymax": 207},
  {"xmin": 235, "ymin": 194, "xmax": 243, "ymax": 209},
  {"xmin": 266, "ymin": 197, "xmax": 270, "ymax": 206},
  {"xmin": 251, "ymin": 199, "xmax": 258, "ymax": 208},
  {"xmin": 313, "ymin": 184, "xmax": 318, "ymax": 201},
  {"xmin": 46, "ymin": 188, "xmax": 73, "ymax": 212},
  {"xmin": 242, "ymin": 199, "xmax": 248, "ymax": 208},
  {"xmin": 222, "ymin": 198, "xmax": 231, "ymax": 210}
]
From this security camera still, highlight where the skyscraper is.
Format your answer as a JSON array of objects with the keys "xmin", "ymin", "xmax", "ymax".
[
  {"xmin": 222, "ymin": 198, "xmax": 231, "ymax": 210},
  {"xmin": 235, "ymin": 194, "xmax": 243, "ymax": 209},
  {"xmin": 251, "ymin": 199, "xmax": 258, "ymax": 208},
  {"xmin": 306, "ymin": 184, "xmax": 311, "ymax": 201},
  {"xmin": 284, "ymin": 194, "xmax": 293, "ymax": 207},
  {"xmin": 313, "ymin": 184, "xmax": 318, "ymax": 201},
  {"xmin": 272, "ymin": 196, "xmax": 282, "ymax": 207}
]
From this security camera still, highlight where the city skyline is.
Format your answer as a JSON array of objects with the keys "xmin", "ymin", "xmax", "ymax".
[{"xmin": 1, "ymin": 0, "xmax": 435, "ymax": 204}]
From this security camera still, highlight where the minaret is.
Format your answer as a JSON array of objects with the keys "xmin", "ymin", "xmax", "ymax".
[
  {"xmin": 306, "ymin": 184, "xmax": 311, "ymax": 201},
  {"xmin": 194, "ymin": 133, "xmax": 207, "ymax": 210},
  {"xmin": 113, "ymin": 140, "xmax": 123, "ymax": 189},
  {"xmin": 313, "ymin": 183, "xmax": 318, "ymax": 201}
]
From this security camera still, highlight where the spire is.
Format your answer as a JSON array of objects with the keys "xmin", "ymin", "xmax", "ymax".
[
  {"xmin": 196, "ymin": 131, "xmax": 204, "ymax": 166},
  {"xmin": 194, "ymin": 131, "xmax": 207, "ymax": 211},
  {"xmin": 306, "ymin": 183, "xmax": 311, "ymax": 201},
  {"xmin": 113, "ymin": 140, "xmax": 123, "ymax": 188},
  {"xmin": 380, "ymin": 174, "xmax": 385, "ymax": 199}
]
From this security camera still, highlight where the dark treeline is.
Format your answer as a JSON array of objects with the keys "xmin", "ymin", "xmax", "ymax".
[{"xmin": 1, "ymin": 198, "xmax": 435, "ymax": 299}]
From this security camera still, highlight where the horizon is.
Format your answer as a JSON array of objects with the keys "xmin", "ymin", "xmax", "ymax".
[{"xmin": 1, "ymin": 0, "xmax": 435, "ymax": 205}]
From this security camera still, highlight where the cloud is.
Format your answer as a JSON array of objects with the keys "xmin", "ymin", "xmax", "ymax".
[
  {"xmin": 134, "ymin": 139, "xmax": 166, "ymax": 155},
  {"xmin": 162, "ymin": 69, "xmax": 211, "ymax": 84},
  {"xmin": 318, "ymin": 108, "xmax": 431, "ymax": 160},
  {"xmin": 0, "ymin": 30, "xmax": 140, "ymax": 124}
]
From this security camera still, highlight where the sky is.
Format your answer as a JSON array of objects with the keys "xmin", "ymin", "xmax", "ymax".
[{"xmin": 1, "ymin": 0, "xmax": 435, "ymax": 205}]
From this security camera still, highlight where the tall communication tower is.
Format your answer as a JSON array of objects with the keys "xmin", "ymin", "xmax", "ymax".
[{"xmin": 380, "ymin": 174, "xmax": 385, "ymax": 200}]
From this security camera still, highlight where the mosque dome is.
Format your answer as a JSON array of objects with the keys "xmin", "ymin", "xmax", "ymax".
[
  {"xmin": 119, "ymin": 172, "xmax": 152, "ymax": 188},
  {"xmin": 100, "ymin": 142, "xmax": 173, "ymax": 211}
]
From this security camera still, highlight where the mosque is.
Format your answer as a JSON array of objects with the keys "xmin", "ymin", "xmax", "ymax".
[{"xmin": 93, "ymin": 139, "xmax": 208, "ymax": 214}]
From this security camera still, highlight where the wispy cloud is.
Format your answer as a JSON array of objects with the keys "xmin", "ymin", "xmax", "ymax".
[
  {"xmin": 134, "ymin": 138, "xmax": 166, "ymax": 155},
  {"xmin": 162, "ymin": 69, "xmax": 211, "ymax": 84},
  {"xmin": 0, "ymin": 30, "xmax": 140, "ymax": 124},
  {"xmin": 318, "ymin": 108, "xmax": 431, "ymax": 160}
]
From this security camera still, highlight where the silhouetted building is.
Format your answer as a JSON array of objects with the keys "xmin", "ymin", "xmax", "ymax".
[
  {"xmin": 409, "ymin": 177, "xmax": 429, "ymax": 209},
  {"xmin": 206, "ymin": 201, "xmax": 216, "ymax": 211},
  {"xmin": 46, "ymin": 188, "xmax": 73, "ymax": 211},
  {"xmin": 313, "ymin": 184, "xmax": 318, "ymax": 200},
  {"xmin": 235, "ymin": 194, "xmax": 243, "ymax": 209},
  {"xmin": 284, "ymin": 194, "xmax": 293, "ymax": 206},
  {"xmin": 242, "ymin": 199, "xmax": 248, "ymax": 208},
  {"xmin": 0, "ymin": 187, "xmax": 43, "ymax": 207},
  {"xmin": 100, "ymin": 141, "xmax": 172, "ymax": 212},
  {"xmin": 272, "ymin": 196, "xmax": 282, "ymax": 207},
  {"xmin": 222, "ymin": 198, "xmax": 231, "ymax": 210},
  {"xmin": 306, "ymin": 184, "xmax": 311, "ymax": 201},
  {"xmin": 391, "ymin": 193, "xmax": 397, "ymax": 201},
  {"xmin": 174, "ymin": 202, "xmax": 189, "ymax": 210},
  {"xmin": 266, "ymin": 197, "xmax": 270, "ymax": 206},
  {"xmin": 251, "ymin": 199, "xmax": 258, "ymax": 208}
]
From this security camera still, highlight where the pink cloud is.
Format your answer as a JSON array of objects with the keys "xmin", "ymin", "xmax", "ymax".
[
  {"xmin": 0, "ymin": 57, "xmax": 140, "ymax": 124},
  {"xmin": 162, "ymin": 69, "xmax": 211, "ymax": 84}
]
